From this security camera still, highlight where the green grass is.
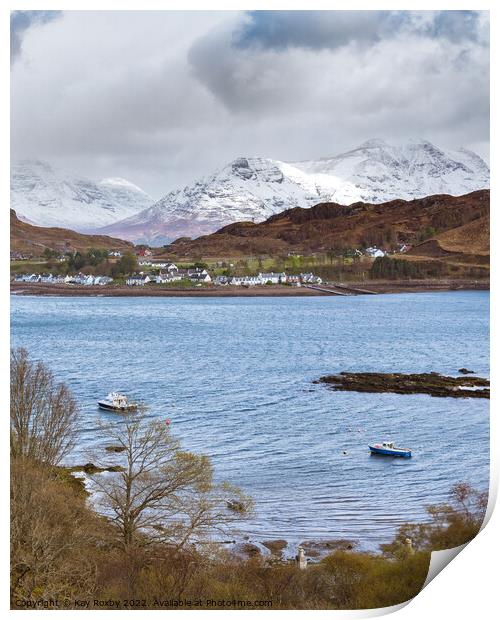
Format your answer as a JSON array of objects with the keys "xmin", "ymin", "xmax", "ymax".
[{"xmin": 10, "ymin": 259, "xmax": 49, "ymax": 274}]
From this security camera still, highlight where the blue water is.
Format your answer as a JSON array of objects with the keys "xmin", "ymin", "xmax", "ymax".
[{"xmin": 10, "ymin": 291, "xmax": 490, "ymax": 550}]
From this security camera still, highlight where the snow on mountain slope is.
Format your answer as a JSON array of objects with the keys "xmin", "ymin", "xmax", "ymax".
[
  {"xmin": 289, "ymin": 139, "xmax": 490, "ymax": 204},
  {"xmin": 11, "ymin": 160, "xmax": 154, "ymax": 231},
  {"xmin": 97, "ymin": 139, "xmax": 489, "ymax": 245},
  {"xmin": 96, "ymin": 157, "xmax": 326, "ymax": 244}
]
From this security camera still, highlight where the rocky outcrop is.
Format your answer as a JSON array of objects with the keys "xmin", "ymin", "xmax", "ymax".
[{"xmin": 316, "ymin": 372, "xmax": 490, "ymax": 399}]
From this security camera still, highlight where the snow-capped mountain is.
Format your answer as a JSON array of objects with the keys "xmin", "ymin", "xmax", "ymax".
[
  {"xmin": 11, "ymin": 160, "xmax": 154, "ymax": 231},
  {"xmin": 97, "ymin": 139, "xmax": 489, "ymax": 245},
  {"xmin": 96, "ymin": 157, "xmax": 328, "ymax": 244}
]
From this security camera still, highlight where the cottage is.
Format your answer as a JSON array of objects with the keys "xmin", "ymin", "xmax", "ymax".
[
  {"xmin": 51, "ymin": 274, "xmax": 67, "ymax": 284},
  {"xmin": 126, "ymin": 274, "xmax": 150, "ymax": 286},
  {"xmin": 14, "ymin": 274, "xmax": 30, "ymax": 282},
  {"xmin": 229, "ymin": 276, "xmax": 245, "ymax": 286},
  {"xmin": 156, "ymin": 271, "xmax": 182, "ymax": 284},
  {"xmin": 258, "ymin": 272, "xmax": 286, "ymax": 285},
  {"xmin": 299, "ymin": 273, "xmax": 323, "ymax": 284},
  {"xmin": 72, "ymin": 273, "xmax": 86, "ymax": 285},
  {"xmin": 238, "ymin": 275, "xmax": 263, "ymax": 286},
  {"xmin": 40, "ymin": 273, "xmax": 54, "ymax": 283},
  {"xmin": 94, "ymin": 276, "xmax": 113, "ymax": 286},
  {"xmin": 176, "ymin": 268, "xmax": 211, "ymax": 283},
  {"xmin": 10, "ymin": 252, "xmax": 32, "ymax": 261},
  {"xmin": 365, "ymin": 247, "xmax": 386, "ymax": 258},
  {"xmin": 189, "ymin": 272, "xmax": 212, "ymax": 284}
]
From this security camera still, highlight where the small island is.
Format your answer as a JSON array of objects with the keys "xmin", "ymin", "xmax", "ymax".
[{"xmin": 316, "ymin": 372, "xmax": 490, "ymax": 399}]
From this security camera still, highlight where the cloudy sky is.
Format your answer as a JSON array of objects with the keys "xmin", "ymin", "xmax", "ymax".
[{"xmin": 11, "ymin": 10, "xmax": 490, "ymax": 198}]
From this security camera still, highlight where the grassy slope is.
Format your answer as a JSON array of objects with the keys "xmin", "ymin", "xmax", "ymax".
[{"xmin": 11, "ymin": 209, "xmax": 133, "ymax": 255}]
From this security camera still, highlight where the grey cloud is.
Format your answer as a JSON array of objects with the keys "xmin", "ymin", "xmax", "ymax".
[
  {"xmin": 188, "ymin": 11, "xmax": 489, "ymax": 119},
  {"xmin": 234, "ymin": 10, "xmax": 395, "ymax": 51},
  {"xmin": 233, "ymin": 10, "xmax": 485, "ymax": 52},
  {"xmin": 10, "ymin": 10, "xmax": 62, "ymax": 64},
  {"xmin": 11, "ymin": 11, "xmax": 489, "ymax": 197}
]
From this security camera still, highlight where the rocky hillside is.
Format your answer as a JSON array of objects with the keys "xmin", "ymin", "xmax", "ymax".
[
  {"xmin": 98, "ymin": 139, "xmax": 490, "ymax": 244},
  {"xmin": 164, "ymin": 190, "xmax": 490, "ymax": 267},
  {"xmin": 10, "ymin": 209, "xmax": 133, "ymax": 256}
]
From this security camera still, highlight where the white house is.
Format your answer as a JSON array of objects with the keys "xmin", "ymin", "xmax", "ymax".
[
  {"xmin": 126, "ymin": 274, "xmax": 150, "ymax": 286},
  {"xmin": 72, "ymin": 273, "xmax": 86, "ymax": 285},
  {"xmin": 148, "ymin": 261, "xmax": 174, "ymax": 270},
  {"xmin": 229, "ymin": 276, "xmax": 245, "ymax": 286},
  {"xmin": 365, "ymin": 247, "xmax": 386, "ymax": 258},
  {"xmin": 51, "ymin": 274, "xmax": 67, "ymax": 284},
  {"xmin": 189, "ymin": 272, "xmax": 212, "ymax": 284},
  {"xmin": 94, "ymin": 276, "xmax": 113, "ymax": 285},
  {"xmin": 230, "ymin": 275, "xmax": 263, "ymax": 286},
  {"xmin": 156, "ymin": 271, "xmax": 182, "ymax": 284},
  {"xmin": 190, "ymin": 268, "xmax": 209, "ymax": 277},
  {"xmin": 300, "ymin": 273, "xmax": 323, "ymax": 284},
  {"xmin": 176, "ymin": 268, "xmax": 211, "ymax": 283},
  {"xmin": 258, "ymin": 272, "xmax": 286, "ymax": 285}
]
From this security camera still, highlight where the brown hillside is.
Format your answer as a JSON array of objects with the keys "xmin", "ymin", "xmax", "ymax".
[
  {"xmin": 11, "ymin": 210, "xmax": 133, "ymax": 255},
  {"xmin": 164, "ymin": 191, "xmax": 489, "ymax": 262}
]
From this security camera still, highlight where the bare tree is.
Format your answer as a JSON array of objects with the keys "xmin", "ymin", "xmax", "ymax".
[
  {"xmin": 89, "ymin": 413, "xmax": 252, "ymax": 548},
  {"xmin": 10, "ymin": 348, "xmax": 78, "ymax": 466}
]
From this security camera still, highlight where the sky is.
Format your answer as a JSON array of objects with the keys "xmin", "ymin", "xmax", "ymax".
[{"xmin": 10, "ymin": 10, "xmax": 490, "ymax": 199}]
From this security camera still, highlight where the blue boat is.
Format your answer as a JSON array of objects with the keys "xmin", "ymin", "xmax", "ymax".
[{"xmin": 369, "ymin": 441, "xmax": 411, "ymax": 458}]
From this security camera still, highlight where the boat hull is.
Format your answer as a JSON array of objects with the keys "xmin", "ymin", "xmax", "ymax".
[
  {"xmin": 369, "ymin": 446, "xmax": 411, "ymax": 458},
  {"xmin": 98, "ymin": 401, "xmax": 137, "ymax": 412}
]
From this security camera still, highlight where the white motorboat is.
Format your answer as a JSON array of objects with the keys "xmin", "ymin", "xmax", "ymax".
[{"xmin": 98, "ymin": 392, "xmax": 138, "ymax": 412}]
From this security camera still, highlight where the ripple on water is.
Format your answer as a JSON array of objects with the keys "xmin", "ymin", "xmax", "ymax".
[{"xmin": 11, "ymin": 292, "xmax": 489, "ymax": 550}]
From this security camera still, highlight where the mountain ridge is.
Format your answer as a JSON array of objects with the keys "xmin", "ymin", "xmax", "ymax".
[
  {"xmin": 11, "ymin": 160, "xmax": 154, "ymax": 231},
  {"xmin": 163, "ymin": 190, "xmax": 490, "ymax": 271},
  {"xmin": 96, "ymin": 139, "xmax": 489, "ymax": 244}
]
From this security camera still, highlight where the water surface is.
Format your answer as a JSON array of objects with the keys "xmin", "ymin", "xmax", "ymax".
[{"xmin": 11, "ymin": 291, "xmax": 489, "ymax": 549}]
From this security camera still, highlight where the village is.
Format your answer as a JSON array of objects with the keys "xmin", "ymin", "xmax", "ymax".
[
  {"xmin": 10, "ymin": 244, "xmax": 404, "ymax": 289},
  {"xmin": 12, "ymin": 262, "xmax": 324, "ymax": 288}
]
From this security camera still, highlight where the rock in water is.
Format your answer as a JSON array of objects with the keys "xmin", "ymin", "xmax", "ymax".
[{"xmin": 316, "ymin": 371, "xmax": 489, "ymax": 399}]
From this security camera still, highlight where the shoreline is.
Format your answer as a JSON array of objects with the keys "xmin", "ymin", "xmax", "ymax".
[{"xmin": 10, "ymin": 279, "xmax": 489, "ymax": 298}]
